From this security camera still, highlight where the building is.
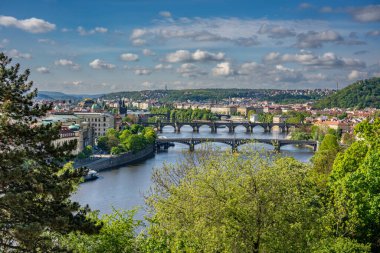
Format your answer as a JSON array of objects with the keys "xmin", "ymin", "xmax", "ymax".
[
  {"xmin": 74, "ymin": 112, "xmax": 115, "ymax": 138},
  {"xmin": 314, "ymin": 120, "xmax": 352, "ymax": 133},
  {"xmin": 237, "ymin": 106, "xmax": 263, "ymax": 116},
  {"xmin": 210, "ymin": 106, "xmax": 237, "ymax": 115},
  {"xmin": 249, "ymin": 114, "xmax": 259, "ymax": 123},
  {"xmin": 41, "ymin": 113, "xmax": 94, "ymax": 153},
  {"xmin": 273, "ymin": 115, "xmax": 287, "ymax": 123}
]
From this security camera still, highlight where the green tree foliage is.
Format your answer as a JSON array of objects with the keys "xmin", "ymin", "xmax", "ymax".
[
  {"xmin": 285, "ymin": 111, "xmax": 310, "ymax": 124},
  {"xmin": 257, "ymin": 112, "xmax": 273, "ymax": 123},
  {"xmin": 77, "ymin": 145, "xmax": 93, "ymax": 159},
  {"xmin": 290, "ymin": 129, "xmax": 312, "ymax": 140},
  {"xmin": 150, "ymin": 107, "xmax": 218, "ymax": 122},
  {"xmin": 315, "ymin": 77, "xmax": 380, "ymax": 109},
  {"xmin": 96, "ymin": 125, "xmax": 156, "ymax": 154},
  {"xmin": 102, "ymin": 88, "xmax": 327, "ymax": 104},
  {"xmin": 0, "ymin": 53, "xmax": 99, "ymax": 252},
  {"xmin": 327, "ymin": 119, "xmax": 380, "ymax": 251},
  {"xmin": 62, "ymin": 209, "xmax": 141, "ymax": 253},
  {"xmin": 312, "ymin": 134, "xmax": 340, "ymax": 177},
  {"xmin": 144, "ymin": 148, "xmax": 323, "ymax": 252}
]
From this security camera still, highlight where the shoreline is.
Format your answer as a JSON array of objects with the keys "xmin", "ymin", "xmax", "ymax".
[{"xmin": 74, "ymin": 145, "xmax": 155, "ymax": 172}]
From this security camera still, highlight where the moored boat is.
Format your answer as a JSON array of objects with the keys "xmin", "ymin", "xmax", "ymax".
[{"xmin": 83, "ymin": 170, "xmax": 99, "ymax": 182}]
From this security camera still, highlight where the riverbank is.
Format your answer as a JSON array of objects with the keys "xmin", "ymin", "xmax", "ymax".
[{"xmin": 74, "ymin": 145, "xmax": 155, "ymax": 172}]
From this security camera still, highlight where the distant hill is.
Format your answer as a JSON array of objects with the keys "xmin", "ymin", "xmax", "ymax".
[
  {"xmin": 314, "ymin": 78, "xmax": 380, "ymax": 109},
  {"xmin": 101, "ymin": 89, "xmax": 329, "ymax": 103},
  {"xmin": 37, "ymin": 91, "xmax": 102, "ymax": 101}
]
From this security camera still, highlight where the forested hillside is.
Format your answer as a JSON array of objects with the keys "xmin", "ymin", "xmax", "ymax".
[{"xmin": 315, "ymin": 78, "xmax": 380, "ymax": 109}]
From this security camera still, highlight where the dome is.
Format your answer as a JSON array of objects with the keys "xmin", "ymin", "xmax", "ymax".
[
  {"xmin": 91, "ymin": 103, "xmax": 101, "ymax": 109},
  {"xmin": 68, "ymin": 124, "xmax": 80, "ymax": 131}
]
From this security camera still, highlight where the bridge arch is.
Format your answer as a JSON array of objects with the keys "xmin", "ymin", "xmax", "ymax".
[{"xmin": 161, "ymin": 125, "xmax": 175, "ymax": 132}]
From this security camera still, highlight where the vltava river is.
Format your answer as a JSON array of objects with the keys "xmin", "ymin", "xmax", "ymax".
[{"xmin": 71, "ymin": 125, "xmax": 314, "ymax": 216}]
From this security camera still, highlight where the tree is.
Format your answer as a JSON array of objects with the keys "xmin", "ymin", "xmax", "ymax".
[
  {"xmin": 145, "ymin": 148, "xmax": 323, "ymax": 252},
  {"xmin": 0, "ymin": 53, "xmax": 99, "ymax": 252},
  {"xmin": 62, "ymin": 209, "xmax": 141, "ymax": 253},
  {"xmin": 311, "ymin": 134, "xmax": 340, "ymax": 188},
  {"xmin": 327, "ymin": 119, "xmax": 380, "ymax": 251}
]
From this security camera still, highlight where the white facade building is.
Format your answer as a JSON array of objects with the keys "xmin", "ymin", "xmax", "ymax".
[{"xmin": 74, "ymin": 112, "xmax": 115, "ymax": 137}]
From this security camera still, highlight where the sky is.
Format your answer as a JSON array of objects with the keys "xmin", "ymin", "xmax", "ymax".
[{"xmin": 1, "ymin": 0, "xmax": 380, "ymax": 94}]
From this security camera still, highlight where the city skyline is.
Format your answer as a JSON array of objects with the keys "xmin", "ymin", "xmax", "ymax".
[{"xmin": 1, "ymin": 0, "xmax": 380, "ymax": 94}]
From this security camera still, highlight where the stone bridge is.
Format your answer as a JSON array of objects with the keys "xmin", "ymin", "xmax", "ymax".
[
  {"xmin": 156, "ymin": 137, "xmax": 318, "ymax": 152},
  {"xmin": 142, "ymin": 121, "xmax": 306, "ymax": 133}
]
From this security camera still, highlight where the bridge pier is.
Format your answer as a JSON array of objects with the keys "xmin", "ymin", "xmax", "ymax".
[
  {"xmin": 211, "ymin": 126, "xmax": 217, "ymax": 133},
  {"xmin": 193, "ymin": 125, "xmax": 199, "ymax": 133},
  {"xmin": 228, "ymin": 126, "xmax": 234, "ymax": 133},
  {"xmin": 272, "ymin": 140, "xmax": 280, "ymax": 152},
  {"xmin": 189, "ymin": 143, "xmax": 195, "ymax": 151},
  {"xmin": 246, "ymin": 126, "xmax": 252, "ymax": 133}
]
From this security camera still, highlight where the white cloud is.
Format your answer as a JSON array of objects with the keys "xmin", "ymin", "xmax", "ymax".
[
  {"xmin": 348, "ymin": 70, "xmax": 368, "ymax": 80},
  {"xmin": 166, "ymin": 50, "xmax": 191, "ymax": 62},
  {"xmin": 154, "ymin": 63, "xmax": 172, "ymax": 70},
  {"xmin": 132, "ymin": 39, "xmax": 146, "ymax": 46},
  {"xmin": 177, "ymin": 63, "xmax": 206, "ymax": 77},
  {"xmin": 159, "ymin": 11, "xmax": 172, "ymax": 18},
  {"xmin": 258, "ymin": 24, "xmax": 296, "ymax": 38},
  {"xmin": 0, "ymin": 15, "xmax": 55, "ymax": 33},
  {"xmin": 264, "ymin": 52, "xmax": 280, "ymax": 62},
  {"xmin": 238, "ymin": 62, "xmax": 262, "ymax": 75},
  {"xmin": 366, "ymin": 30, "xmax": 380, "ymax": 36},
  {"xmin": 6, "ymin": 49, "xmax": 32, "ymax": 59},
  {"xmin": 36, "ymin": 66, "xmax": 49, "ymax": 74},
  {"xmin": 134, "ymin": 68, "xmax": 152, "ymax": 75},
  {"xmin": 299, "ymin": 3, "xmax": 313, "ymax": 9},
  {"xmin": 130, "ymin": 28, "xmax": 147, "ymax": 39},
  {"xmin": 120, "ymin": 53, "xmax": 139, "ymax": 61},
  {"xmin": 89, "ymin": 59, "xmax": 116, "ymax": 70},
  {"xmin": 212, "ymin": 62, "xmax": 235, "ymax": 77},
  {"xmin": 273, "ymin": 65, "xmax": 305, "ymax": 83},
  {"xmin": 296, "ymin": 30, "xmax": 343, "ymax": 48},
  {"xmin": 54, "ymin": 59, "xmax": 80, "ymax": 70},
  {"xmin": 77, "ymin": 26, "xmax": 108, "ymax": 35},
  {"xmin": 142, "ymin": 48, "xmax": 155, "ymax": 56},
  {"xmin": 265, "ymin": 50, "xmax": 366, "ymax": 68},
  {"xmin": 64, "ymin": 80, "xmax": 83, "ymax": 86},
  {"xmin": 349, "ymin": 5, "xmax": 380, "ymax": 22},
  {"xmin": 37, "ymin": 38, "xmax": 56, "ymax": 45},
  {"xmin": 165, "ymin": 49, "xmax": 225, "ymax": 63}
]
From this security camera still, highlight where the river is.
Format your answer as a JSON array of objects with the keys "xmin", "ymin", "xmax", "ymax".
[{"xmin": 71, "ymin": 125, "xmax": 314, "ymax": 216}]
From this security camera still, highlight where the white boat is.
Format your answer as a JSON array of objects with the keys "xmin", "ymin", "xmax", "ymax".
[{"xmin": 83, "ymin": 170, "xmax": 99, "ymax": 182}]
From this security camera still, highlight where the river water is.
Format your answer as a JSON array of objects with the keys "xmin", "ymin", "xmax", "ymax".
[{"xmin": 71, "ymin": 125, "xmax": 314, "ymax": 216}]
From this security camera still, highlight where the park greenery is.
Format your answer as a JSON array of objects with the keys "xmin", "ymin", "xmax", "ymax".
[{"xmin": 97, "ymin": 124, "xmax": 156, "ymax": 154}]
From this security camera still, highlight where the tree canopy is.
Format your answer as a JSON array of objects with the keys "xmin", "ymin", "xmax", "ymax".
[
  {"xmin": 315, "ymin": 78, "xmax": 380, "ymax": 109},
  {"xmin": 0, "ymin": 53, "xmax": 99, "ymax": 252}
]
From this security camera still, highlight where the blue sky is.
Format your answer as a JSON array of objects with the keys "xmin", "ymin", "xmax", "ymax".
[{"xmin": 1, "ymin": 0, "xmax": 380, "ymax": 94}]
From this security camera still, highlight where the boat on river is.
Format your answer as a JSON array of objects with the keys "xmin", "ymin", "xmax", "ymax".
[{"xmin": 83, "ymin": 170, "xmax": 99, "ymax": 182}]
